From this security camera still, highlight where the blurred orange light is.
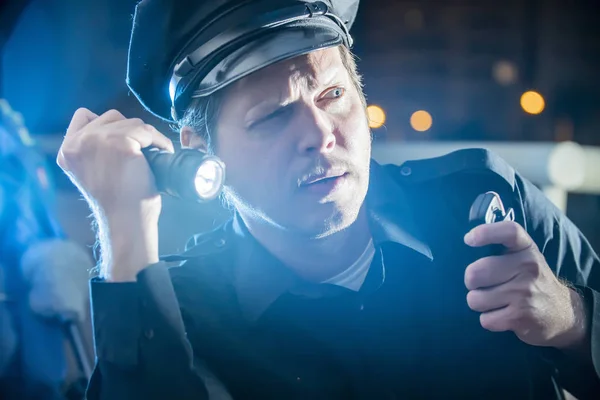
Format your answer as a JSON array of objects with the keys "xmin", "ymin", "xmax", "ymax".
[
  {"xmin": 367, "ymin": 105, "xmax": 386, "ymax": 129},
  {"xmin": 410, "ymin": 110, "xmax": 432, "ymax": 132},
  {"xmin": 520, "ymin": 91, "xmax": 545, "ymax": 115}
]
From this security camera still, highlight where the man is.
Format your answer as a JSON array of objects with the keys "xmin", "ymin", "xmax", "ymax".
[{"xmin": 57, "ymin": 0, "xmax": 600, "ymax": 399}]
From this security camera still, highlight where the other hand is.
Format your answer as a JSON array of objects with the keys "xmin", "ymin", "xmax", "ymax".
[{"xmin": 464, "ymin": 221, "xmax": 587, "ymax": 350}]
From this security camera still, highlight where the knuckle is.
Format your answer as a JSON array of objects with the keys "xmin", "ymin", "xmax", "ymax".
[
  {"xmin": 105, "ymin": 133, "xmax": 130, "ymax": 148},
  {"xmin": 512, "ymin": 309, "xmax": 529, "ymax": 329},
  {"xmin": 130, "ymin": 118, "xmax": 145, "ymax": 126},
  {"xmin": 508, "ymin": 221, "xmax": 521, "ymax": 235},
  {"xmin": 104, "ymin": 109, "xmax": 125, "ymax": 120},
  {"xmin": 142, "ymin": 124, "xmax": 157, "ymax": 135},
  {"xmin": 521, "ymin": 252, "xmax": 541, "ymax": 277},
  {"xmin": 512, "ymin": 304, "xmax": 526, "ymax": 318},
  {"xmin": 113, "ymin": 136, "xmax": 140, "ymax": 155},
  {"xmin": 504, "ymin": 222, "xmax": 521, "ymax": 246},
  {"xmin": 74, "ymin": 107, "xmax": 91, "ymax": 117},
  {"xmin": 523, "ymin": 281, "xmax": 536, "ymax": 299}
]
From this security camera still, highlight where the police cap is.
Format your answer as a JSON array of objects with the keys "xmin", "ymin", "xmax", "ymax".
[{"xmin": 127, "ymin": 0, "xmax": 360, "ymax": 122}]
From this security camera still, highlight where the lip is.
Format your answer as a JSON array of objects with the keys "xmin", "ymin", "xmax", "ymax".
[
  {"xmin": 300, "ymin": 169, "xmax": 347, "ymax": 186},
  {"xmin": 298, "ymin": 172, "xmax": 348, "ymax": 196}
]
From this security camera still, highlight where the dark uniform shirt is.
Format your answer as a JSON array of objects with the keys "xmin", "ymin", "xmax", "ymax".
[{"xmin": 88, "ymin": 149, "xmax": 600, "ymax": 400}]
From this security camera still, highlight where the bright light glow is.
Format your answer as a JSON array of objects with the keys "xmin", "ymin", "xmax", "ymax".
[
  {"xmin": 194, "ymin": 158, "xmax": 225, "ymax": 200},
  {"xmin": 521, "ymin": 91, "xmax": 545, "ymax": 115},
  {"xmin": 410, "ymin": 110, "xmax": 433, "ymax": 132},
  {"xmin": 548, "ymin": 141, "xmax": 585, "ymax": 190},
  {"xmin": 367, "ymin": 105, "xmax": 386, "ymax": 129}
]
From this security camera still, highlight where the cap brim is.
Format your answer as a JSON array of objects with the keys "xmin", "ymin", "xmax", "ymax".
[{"xmin": 189, "ymin": 25, "xmax": 344, "ymax": 99}]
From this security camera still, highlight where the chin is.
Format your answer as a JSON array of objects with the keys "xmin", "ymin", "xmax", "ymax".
[{"xmin": 288, "ymin": 201, "xmax": 362, "ymax": 239}]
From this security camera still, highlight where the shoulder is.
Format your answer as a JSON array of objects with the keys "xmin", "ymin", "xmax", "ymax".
[
  {"xmin": 374, "ymin": 148, "xmax": 523, "ymax": 229},
  {"xmin": 382, "ymin": 147, "xmax": 516, "ymax": 190}
]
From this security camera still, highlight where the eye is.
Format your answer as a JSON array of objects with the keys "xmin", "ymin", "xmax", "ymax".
[
  {"xmin": 248, "ymin": 106, "xmax": 294, "ymax": 132},
  {"xmin": 322, "ymin": 87, "xmax": 345, "ymax": 100}
]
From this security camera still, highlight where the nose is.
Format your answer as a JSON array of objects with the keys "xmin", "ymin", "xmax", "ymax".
[{"xmin": 295, "ymin": 105, "xmax": 336, "ymax": 157}]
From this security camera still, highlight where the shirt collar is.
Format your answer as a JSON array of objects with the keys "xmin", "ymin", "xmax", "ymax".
[
  {"xmin": 230, "ymin": 159, "xmax": 433, "ymax": 321},
  {"xmin": 366, "ymin": 160, "xmax": 433, "ymax": 259}
]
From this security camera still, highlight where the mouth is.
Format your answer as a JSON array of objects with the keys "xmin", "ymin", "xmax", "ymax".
[{"xmin": 298, "ymin": 172, "xmax": 349, "ymax": 195}]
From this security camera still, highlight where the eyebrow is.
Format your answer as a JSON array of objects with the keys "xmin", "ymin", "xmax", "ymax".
[
  {"xmin": 303, "ymin": 65, "xmax": 340, "ymax": 91},
  {"xmin": 245, "ymin": 65, "xmax": 342, "ymax": 121}
]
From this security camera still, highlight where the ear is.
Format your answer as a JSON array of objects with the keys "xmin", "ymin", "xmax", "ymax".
[{"xmin": 180, "ymin": 126, "xmax": 208, "ymax": 151}]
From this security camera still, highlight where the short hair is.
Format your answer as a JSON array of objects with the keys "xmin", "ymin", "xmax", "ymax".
[{"xmin": 176, "ymin": 45, "xmax": 366, "ymax": 153}]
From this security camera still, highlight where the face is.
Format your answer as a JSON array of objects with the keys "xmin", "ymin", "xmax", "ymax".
[{"xmin": 199, "ymin": 47, "xmax": 371, "ymax": 238}]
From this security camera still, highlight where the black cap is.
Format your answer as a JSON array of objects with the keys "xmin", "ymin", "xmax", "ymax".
[{"xmin": 127, "ymin": 0, "xmax": 360, "ymax": 122}]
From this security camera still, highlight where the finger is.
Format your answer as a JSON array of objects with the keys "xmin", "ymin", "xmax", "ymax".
[
  {"xmin": 86, "ymin": 109, "xmax": 128, "ymax": 129},
  {"xmin": 466, "ymin": 284, "xmax": 512, "ymax": 313},
  {"xmin": 66, "ymin": 107, "xmax": 99, "ymax": 136},
  {"xmin": 479, "ymin": 305, "xmax": 513, "ymax": 333},
  {"xmin": 464, "ymin": 252, "xmax": 522, "ymax": 290},
  {"xmin": 100, "ymin": 117, "xmax": 146, "ymax": 131},
  {"xmin": 119, "ymin": 123, "xmax": 175, "ymax": 153},
  {"xmin": 464, "ymin": 221, "xmax": 532, "ymax": 252}
]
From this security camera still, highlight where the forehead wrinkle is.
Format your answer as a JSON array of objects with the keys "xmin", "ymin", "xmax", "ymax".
[
  {"xmin": 227, "ymin": 49, "xmax": 339, "ymax": 112},
  {"xmin": 284, "ymin": 58, "xmax": 318, "ymax": 97}
]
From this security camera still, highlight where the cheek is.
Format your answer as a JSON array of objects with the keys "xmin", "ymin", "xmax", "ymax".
[
  {"xmin": 216, "ymin": 134, "xmax": 289, "ymax": 202},
  {"xmin": 337, "ymin": 101, "xmax": 370, "ymax": 150}
]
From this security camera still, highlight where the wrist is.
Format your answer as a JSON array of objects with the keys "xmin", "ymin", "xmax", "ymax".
[
  {"xmin": 98, "ymin": 208, "xmax": 160, "ymax": 282},
  {"xmin": 555, "ymin": 287, "xmax": 589, "ymax": 352}
]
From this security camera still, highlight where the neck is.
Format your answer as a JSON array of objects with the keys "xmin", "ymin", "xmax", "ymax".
[{"xmin": 242, "ymin": 207, "xmax": 372, "ymax": 282}]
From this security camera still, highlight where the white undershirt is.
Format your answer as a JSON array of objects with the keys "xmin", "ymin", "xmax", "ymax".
[{"xmin": 321, "ymin": 238, "xmax": 375, "ymax": 291}]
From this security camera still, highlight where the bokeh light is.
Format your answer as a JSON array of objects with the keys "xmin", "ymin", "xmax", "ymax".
[
  {"xmin": 410, "ymin": 110, "xmax": 433, "ymax": 132},
  {"xmin": 520, "ymin": 91, "xmax": 545, "ymax": 115},
  {"xmin": 493, "ymin": 60, "xmax": 518, "ymax": 85},
  {"xmin": 367, "ymin": 105, "xmax": 386, "ymax": 129}
]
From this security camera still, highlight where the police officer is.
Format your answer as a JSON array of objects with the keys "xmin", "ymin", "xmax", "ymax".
[{"xmin": 57, "ymin": 0, "xmax": 600, "ymax": 399}]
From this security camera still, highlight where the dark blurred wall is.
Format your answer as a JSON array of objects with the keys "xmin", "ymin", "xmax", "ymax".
[
  {"xmin": 354, "ymin": 0, "xmax": 600, "ymax": 144},
  {"xmin": 1, "ymin": 0, "xmax": 165, "ymax": 133},
  {"xmin": 3, "ymin": 0, "xmax": 599, "ymax": 143}
]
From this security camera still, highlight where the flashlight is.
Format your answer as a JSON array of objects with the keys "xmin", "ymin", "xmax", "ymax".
[{"xmin": 142, "ymin": 148, "xmax": 226, "ymax": 202}]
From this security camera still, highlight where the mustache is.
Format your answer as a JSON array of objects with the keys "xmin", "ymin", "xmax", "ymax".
[{"xmin": 296, "ymin": 158, "xmax": 350, "ymax": 187}]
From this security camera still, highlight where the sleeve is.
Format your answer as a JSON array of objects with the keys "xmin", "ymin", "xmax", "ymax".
[
  {"xmin": 87, "ymin": 262, "xmax": 210, "ymax": 400},
  {"xmin": 514, "ymin": 173, "xmax": 600, "ymax": 399}
]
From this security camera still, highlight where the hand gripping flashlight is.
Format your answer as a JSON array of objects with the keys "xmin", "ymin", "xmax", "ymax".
[{"xmin": 142, "ymin": 148, "xmax": 226, "ymax": 202}]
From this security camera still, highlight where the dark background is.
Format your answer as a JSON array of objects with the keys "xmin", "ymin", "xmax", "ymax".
[{"xmin": 3, "ymin": 0, "xmax": 600, "ymax": 143}]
